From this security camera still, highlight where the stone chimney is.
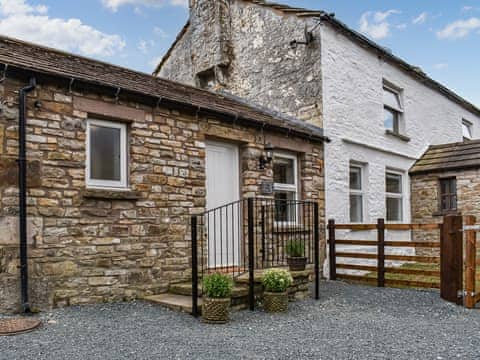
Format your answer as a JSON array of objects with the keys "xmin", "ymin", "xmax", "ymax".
[{"xmin": 188, "ymin": 0, "xmax": 233, "ymax": 85}]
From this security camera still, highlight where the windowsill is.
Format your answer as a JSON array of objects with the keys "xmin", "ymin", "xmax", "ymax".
[
  {"xmin": 385, "ymin": 130, "xmax": 411, "ymax": 142},
  {"xmin": 82, "ymin": 188, "xmax": 142, "ymax": 200},
  {"xmin": 432, "ymin": 210, "xmax": 461, "ymax": 217}
]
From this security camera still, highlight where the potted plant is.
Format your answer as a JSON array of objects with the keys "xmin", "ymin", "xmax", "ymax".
[
  {"xmin": 286, "ymin": 239, "xmax": 307, "ymax": 271},
  {"xmin": 262, "ymin": 268, "xmax": 293, "ymax": 313},
  {"xmin": 202, "ymin": 273, "xmax": 233, "ymax": 324}
]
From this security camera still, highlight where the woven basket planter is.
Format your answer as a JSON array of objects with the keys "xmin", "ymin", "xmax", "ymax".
[
  {"xmin": 287, "ymin": 257, "xmax": 307, "ymax": 271},
  {"xmin": 263, "ymin": 291, "xmax": 288, "ymax": 313},
  {"xmin": 202, "ymin": 297, "xmax": 231, "ymax": 324}
]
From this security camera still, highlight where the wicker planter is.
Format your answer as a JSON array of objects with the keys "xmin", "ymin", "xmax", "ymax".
[
  {"xmin": 263, "ymin": 291, "xmax": 288, "ymax": 313},
  {"xmin": 202, "ymin": 297, "xmax": 231, "ymax": 324},
  {"xmin": 287, "ymin": 257, "xmax": 307, "ymax": 271}
]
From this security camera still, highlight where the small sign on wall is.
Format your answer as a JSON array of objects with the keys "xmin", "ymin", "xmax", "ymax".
[{"xmin": 261, "ymin": 181, "xmax": 274, "ymax": 195}]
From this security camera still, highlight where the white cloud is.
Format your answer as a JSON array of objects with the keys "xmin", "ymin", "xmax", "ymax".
[
  {"xmin": 101, "ymin": 0, "xmax": 187, "ymax": 12},
  {"xmin": 0, "ymin": 0, "xmax": 125, "ymax": 57},
  {"xmin": 462, "ymin": 6, "xmax": 474, "ymax": 12},
  {"xmin": 437, "ymin": 17, "xmax": 480, "ymax": 39},
  {"xmin": 0, "ymin": 0, "xmax": 47, "ymax": 16},
  {"xmin": 359, "ymin": 10, "xmax": 401, "ymax": 40},
  {"xmin": 396, "ymin": 23, "xmax": 407, "ymax": 30},
  {"xmin": 413, "ymin": 12, "xmax": 428, "ymax": 25},
  {"xmin": 433, "ymin": 63, "xmax": 448, "ymax": 70},
  {"xmin": 153, "ymin": 26, "xmax": 169, "ymax": 38},
  {"xmin": 137, "ymin": 39, "xmax": 155, "ymax": 54}
]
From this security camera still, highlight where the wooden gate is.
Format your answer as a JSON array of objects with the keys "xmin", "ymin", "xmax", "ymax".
[
  {"xmin": 464, "ymin": 216, "xmax": 480, "ymax": 308},
  {"xmin": 328, "ymin": 215, "xmax": 465, "ymax": 305}
]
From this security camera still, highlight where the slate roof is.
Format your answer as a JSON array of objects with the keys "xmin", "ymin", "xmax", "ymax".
[
  {"xmin": 155, "ymin": 0, "xmax": 480, "ymax": 117},
  {"xmin": 410, "ymin": 140, "xmax": 480, "ymax": 175},
  {"xmin": 0, "ymin": 36, "xmax": 327, "ymax": 143}
]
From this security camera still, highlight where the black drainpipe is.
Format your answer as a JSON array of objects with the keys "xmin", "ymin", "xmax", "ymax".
[{"xmin": 18, "ymin": 77, "xmax": 36, "ymax": 313}]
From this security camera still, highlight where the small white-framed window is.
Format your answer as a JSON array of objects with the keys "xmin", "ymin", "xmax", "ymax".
[
  {"xmin": 383, "ymin": 82, "xmax": 404, "ymax": 134},
  {"xmin": 273, "ymin": 152, "xmax": 298, "ymax": 223},
  {"xmin": 349, "ymin": 165, "xmax": 364, "ymax": 223},
  {"xmin": 462, "ymin": 119, "xmax": 473, "ymax": 141},
  {"xmin": 385, "ymin": 171, "xmax": 403, "ymax": 222},
  {"xmin": 86, "ymin": 119, "xmax": 128, "ymax": 189}
]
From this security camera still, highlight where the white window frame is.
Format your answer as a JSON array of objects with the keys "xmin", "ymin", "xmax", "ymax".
[
  {"xmin": 86, "ymin": 119, "xmax": 128, "ymax": 189},
  {"xmin": 273, "ymin": 152, "xmax": 298, "ymax": 224},
  {"xmin": 383, "ymin": 82, "xmax": 404, "ymax": 134},
  {"xmin": 462, "ymin": 119, "xmax": 473, "ymax": 141},
  {"xmin": 349, "ymin": 164, "xmax": 364, "ymax": 223},
  {"xmin": 385, "ymin": 170, "xmax": 404, "ymax": 223}
]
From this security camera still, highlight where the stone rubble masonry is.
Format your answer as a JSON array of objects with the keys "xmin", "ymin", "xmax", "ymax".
[
  {"xmin": 411, "ymin": 169, "xmax": 480, "ymax": 255},
  {"xmin": 159, "ymin": 0, "xmax": 323, "ymax": 129},
  {"xmin": 0, "ymin": 75, "xmax": 325, "ymax": 313}
]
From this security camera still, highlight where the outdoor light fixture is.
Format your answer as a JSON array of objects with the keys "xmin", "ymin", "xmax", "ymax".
[
  {"xmin": 259, "ymin": 143, "xmax": 274, "ymax": 170},
  {"xmin": 290, "ymin": 28, "xmax": 314, "ymax": 50},
  {"xmin": 289, "ymin": 16, "xmax": 333, "ymax": 50}
]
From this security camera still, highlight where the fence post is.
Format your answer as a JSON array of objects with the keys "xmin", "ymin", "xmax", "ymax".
[
  {"xmin": 465, "ymin": 215, "xmax": 476, "ymax": 309},
  {"xmin": 191, "ymin": 215, "xmax": 199, "ymax": 317},
  {"xmin": 314, "ymin": 202, "xmax": 320, "ymax": 300},
  {"xmin": 377, "ymin": 219, "xmax": 385, "ymax": 288},
  {"xmin": 328, "ymin": 219, "xmax": 336, "ymax": 280},
  {"xmin": 440, "ymin": 215, "xmax": 463, "ymax": 305},
  {"xmin": 247, "ymin": 197, "xmax": 255, "ymax": 311}
]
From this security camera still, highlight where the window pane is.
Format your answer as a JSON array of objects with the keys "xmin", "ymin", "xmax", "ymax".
[
  {"xmin": 350, "ymin": 194, "xmax": 363, "ymax": 223},
  {"xmin": 440, "ymin": 180, "xmax": 449, "ymax": 194},
  {"xmin": 386, "ymin": 173, "xmax": 402, "ymax": 194},
  {"xmin": 274, "ymin": 191, "xmax": 296, "ymax": 222},
  {"xmin": 90, "ymin": 125, "xmax": 121, "ymax": 181},
  {"xmin": 383, "ymin": 88, "xmax": 401, "ymax": 110},
  {"xmin": 440, "ymin": 179, "xmax": 457, "ymax": 211},
  {"xmin": 386, "ymin": 197, "xmax": 402, "ymax": 221},
  {"xmin": 273, "ymin": 157, "xmax": 295, "ymax": 185},
  {"xmin": 384, "ymin": 108, "xmax": 397, "ymax": 131},
  {"xmin": 462, "ymin": 121, "xmax": 472, "ymax": 140},
  {"xmin": 349, "ymin": 166, "xmax": 362, "ymax": 190},
  {"xmin": 451, "ymin": 195, "xmax": 457, "ymax": 210}
]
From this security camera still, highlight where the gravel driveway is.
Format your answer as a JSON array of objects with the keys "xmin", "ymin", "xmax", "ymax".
[{"xmin": 1, "ymin": 281, "xmax": 480, "ymax": 360}]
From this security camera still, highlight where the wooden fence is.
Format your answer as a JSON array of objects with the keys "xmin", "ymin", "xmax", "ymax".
[{"xmin": 328, "ymin": 215, "xmax": 465, "ymax": 305}]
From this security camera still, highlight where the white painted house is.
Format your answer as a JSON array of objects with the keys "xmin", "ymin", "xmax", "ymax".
[{"xmin": 156, "ymin": 0, "xmax": 480, "ymax": 229}]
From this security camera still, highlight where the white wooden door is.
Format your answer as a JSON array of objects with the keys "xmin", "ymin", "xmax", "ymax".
[{"xmin": 205, "ymin": 141, "xmax": 240, "ymax": 268}]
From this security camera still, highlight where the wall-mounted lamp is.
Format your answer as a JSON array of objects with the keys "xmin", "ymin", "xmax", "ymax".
[{"xmin": 259, "ymin": 143, "xmax": 274, "ymax": 170}]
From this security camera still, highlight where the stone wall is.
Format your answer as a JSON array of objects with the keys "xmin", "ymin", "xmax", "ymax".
[
  {"xmin": 412, "ymin": 169, "xmax": 480, "ymax": 223},
  {"xmin": 159, "ymin": 0, "xmax": 323, "ymax": 128},
  {"xmin": 0, "ymin": 74, "xmax": 325, "ymax": 313}
]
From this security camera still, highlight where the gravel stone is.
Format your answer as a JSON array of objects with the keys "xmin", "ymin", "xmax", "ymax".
[{"xmin": 1, "ymin": 281, "xmax": 480, "ymax": 360}]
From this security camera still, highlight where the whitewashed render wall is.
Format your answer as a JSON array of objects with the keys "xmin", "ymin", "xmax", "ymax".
[{"xmin": 321, "ymin": 23, "xmax": 480, "ymax": 225}]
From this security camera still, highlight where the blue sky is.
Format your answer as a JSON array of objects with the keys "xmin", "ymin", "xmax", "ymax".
[{"xmin": 0, "ymin": 0, "xmax": 479, "ymax": 105}]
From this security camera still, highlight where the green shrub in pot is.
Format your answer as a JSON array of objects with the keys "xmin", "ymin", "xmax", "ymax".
[
  {"xmin": 202, "ymin": 273, "xmax": 233, "ymax": 323},
  {"xmin": 285, "ymin": 239, "xmax": 307, "ymax": 271},
  {"xmin": 262, "ymin": 269, "xmax": 293, "ymax": 313}
]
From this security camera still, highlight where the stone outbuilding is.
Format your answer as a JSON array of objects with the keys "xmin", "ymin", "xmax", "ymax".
[
  {"xmin": 0, "ymin": 36, "xmax": 327, "ymax": 313},
  {"xmin": 410, "ymin": 139, "xmax": 480, "ymax": 223}
]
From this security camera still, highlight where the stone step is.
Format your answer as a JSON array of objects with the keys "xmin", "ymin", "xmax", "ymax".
[
  {"xmin": 169, "ymin": 281, "xmax": 250, "ymax": 298},
  {"xmin": 144, "ymin": 293, "xmax": 202, "ymax": 315},
  {"xmin": 235, "ymin": 267, "xmax": 313, "ymax": 284}
]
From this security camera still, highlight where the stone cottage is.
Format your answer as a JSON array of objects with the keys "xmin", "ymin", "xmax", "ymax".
[
  {"xmin": 155, "ymin": 0, "xmax": 480, "ymax": 230},
  {"xmin": 0, "ymin": 36, "xmax": 327, "ymax": 313},
  {"xmin": 410, "ymin": 140, "xmax": 480, "ymax": 224}
]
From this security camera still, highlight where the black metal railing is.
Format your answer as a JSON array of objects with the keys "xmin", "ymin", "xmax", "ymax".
[{"xmin": 191, "ymin": 197, "xmax": 320, "ymax": 316}]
